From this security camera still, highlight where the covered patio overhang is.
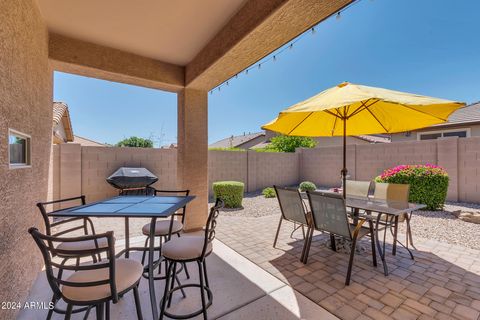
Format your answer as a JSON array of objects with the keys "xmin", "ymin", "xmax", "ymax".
[{"xmin": 0, "ymin": 0, "xmax": 352, "ymax": 316}]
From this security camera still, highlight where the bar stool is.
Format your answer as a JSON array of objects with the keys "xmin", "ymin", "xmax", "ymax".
[
  {"xmin": 140, "ymin": 189, "xmax": 190, "ymax": 266},
  {"xmin": 28, "ymin": 228, "xmax": 143, "ymax": 320},
  {"xmin": 159, "ymin": 199, "xmax": 224, "ymax": 320}
]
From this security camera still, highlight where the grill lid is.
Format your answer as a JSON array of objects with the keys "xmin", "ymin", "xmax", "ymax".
[{"xmin": 106, "ymin": 167, "xmax": 158, "ymax": 189}]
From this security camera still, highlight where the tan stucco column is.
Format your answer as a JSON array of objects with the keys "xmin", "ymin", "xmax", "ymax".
[{"xmin": 177, "ymin": 88, "xmax": 208, "ymax": 230}]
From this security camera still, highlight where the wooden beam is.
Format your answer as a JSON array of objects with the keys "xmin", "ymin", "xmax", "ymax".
[
  {"xmin": 49, "ymin": 33, "xmax": 184, "ymax": 92},
  {"xmin": 186, "ymin": 0, "xmax": 352, "ymax": 90}
]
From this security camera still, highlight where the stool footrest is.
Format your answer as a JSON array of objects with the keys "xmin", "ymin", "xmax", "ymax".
[{"xmin": 160, "ymin": 284, "xmax": 212, "ymax": 319}]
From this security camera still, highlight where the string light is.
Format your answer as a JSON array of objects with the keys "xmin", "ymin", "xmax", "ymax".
[{"xmin": 210, "ymin": 0, "xmax": 364, "ymax": 94}]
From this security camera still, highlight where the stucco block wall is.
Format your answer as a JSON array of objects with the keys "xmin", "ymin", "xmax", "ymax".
[
  {"xmin": 0, "ymin": 1, "xmax": 52, "ymax": 318},
  {"xmin": 247, "ymin": 151, "xmax": 299, "ymax": 191},
  {"xmin": 300, "ymin": 145, "xmax": 357, "ymax": 186},
  {"xmin": 50, "ymin": 145, "xmax": 177, "ymax": 203},
  {"xmin": 208, "ymin": 150, "xmax": 248, "ymax": 192},
  {"xmin": 355, "ymin": 140, "xmax": 437, "ymax": 181},
  {"xmin": 50, "ymin": 137, "xmax": 480, "ymax": 219},
  {"xmin": 458, "ymin": 137, "xmax": 480, "ymax": 202}
]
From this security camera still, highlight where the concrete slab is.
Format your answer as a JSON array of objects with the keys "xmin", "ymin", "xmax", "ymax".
[
  {"xmin": 218, "ymin": 286, "xmax": 339, "ymax": 320},
  {"xmin": 18, "ymin": 238, "xmax": 333, "ymax": 320}
]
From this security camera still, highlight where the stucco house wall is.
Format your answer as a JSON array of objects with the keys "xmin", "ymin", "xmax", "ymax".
[
  {"xmin": 0, "ymin": 1, "xmax": 52, "ymax": 318},
  {"xmin": 391, "ymin": 123, "xmax": 480, "ymax": 142}
]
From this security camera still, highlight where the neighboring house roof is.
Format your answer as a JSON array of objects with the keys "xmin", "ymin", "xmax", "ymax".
[
  {"xmin": 409, "ymin": 102, "xmax": 480, "ymax": 131},
  {"xmin": 72, "ymin": 135, "xmax": 106, "ymax": 147},
  {"xmin": 356, "ymin": 135, "xmax": 391, "ymax": 144},
  {"xmin": 53, "ymin": 102, "xmax": 74, "ymax": 142},
  {"xmin": 437, "ymin": 102, "xmax": 480, "ymax": 126},
  {"xmin": 209, "ymin": 132, "xmax": 265, "ymax": 148}
]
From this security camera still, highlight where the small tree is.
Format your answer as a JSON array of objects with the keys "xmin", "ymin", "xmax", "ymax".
[
  {"xmin": 268, "ymin": 135, "xmax": 316, "ymax": 152},
  {"xmin": 115, "ymin": 136, "xmax": 154, "ymax": 148}
]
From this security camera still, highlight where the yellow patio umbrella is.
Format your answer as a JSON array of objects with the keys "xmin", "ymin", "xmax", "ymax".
[{"xmin": 262, "ymin": 82, "xmax": 465, "ymax": 198}]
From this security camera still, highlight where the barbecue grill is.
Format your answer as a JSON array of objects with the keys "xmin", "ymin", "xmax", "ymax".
[{"xmin": 107, "ymin": 167, "xmax": 158, "ymax": 194}]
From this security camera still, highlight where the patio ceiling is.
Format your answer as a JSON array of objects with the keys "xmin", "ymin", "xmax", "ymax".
[
  {"xmin": 38, "ymin": 0, "xmax": 353, "ymax": 91},
  {"xmin": 36, "ymin": 0, "xmax": 249, "ymax": 66}
]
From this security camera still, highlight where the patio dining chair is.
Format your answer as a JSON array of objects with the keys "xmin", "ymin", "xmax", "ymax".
[
  {"xmin": 159, "ymin": 199, "xmax": 224, "ymax": 320},
  {"xmin": 372, "ymin": 182, "xmax": 414, "ymax": 252},
  {"xmin": 345, "ymin": 180, "xmax": 372, "ymax": 198},
  {"xmin": 37, "ymin": 196, "xmax": 103, "ymax": 264},
  {"xmin": 29, "ymin": 227, "xmax": 143, "ymax": 320},
  {"xmin": 304, "ymin": 191, "xmax": 377, "ymax": 285},
  {"xmin": 273, "ymin": 186, "xmax": 312, "ymax": 262}
]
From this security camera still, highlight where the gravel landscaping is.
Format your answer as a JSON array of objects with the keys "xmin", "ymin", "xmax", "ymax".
[{"xmin": 212, "ymin": 192, "xmax": 480, "ymax": 250}]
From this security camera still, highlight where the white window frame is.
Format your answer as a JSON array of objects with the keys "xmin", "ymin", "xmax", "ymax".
[
  {"xmin": 8, "ymin": 129, "xmax": 31, "ymax": 169},
  {"xmin": 417, "ymin": 128, "xmax": 470, "ymax": 141}
]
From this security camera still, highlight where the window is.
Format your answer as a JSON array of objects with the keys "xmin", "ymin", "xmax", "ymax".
[
  {"xmin": 418, "ymin": 129, "xmax": 470, "ymax": 141},
  {"xmin": 443, "ymin": 131, "xmax": 467, "ymax": 138},
  {"xmin": 8, "ymin": 129, "xmax": 31, "ymax": 168},
  {"xmin": 419, "ymin": 133, "xmax": 441, "ymax": 140}
]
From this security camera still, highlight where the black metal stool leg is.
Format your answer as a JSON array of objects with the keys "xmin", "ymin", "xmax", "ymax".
[
  {"xmin": 133, "ymin": 284, "xmax": 143, "ymax": 320},
  {"xmin": 46, "ymin": 296, "xmax": 56, "ymax": 320},
  {"xmin": 159, "ymin": 261, "xmax": 174, "ymax": 320},
  {"xmin": 141, "ymin": 236, "xmax": 149, "ymax": 265},
  {"xmin": 203, "ymin": 260, "xmax": 211, "ymax": 300},
  {"xmin": 198, "ymin": 260, "xmax": 208, "ymax": 320},
  {"xmin": 167, "ymin": 262, "xmax": 178, "ymax": 308},
  {"xmin": 65, "ymin": 304, "xmax": 73, "ymax": 320},
  {"xmin": 96, "ymin": 303, "xmax": 105, "ymax": 320}
]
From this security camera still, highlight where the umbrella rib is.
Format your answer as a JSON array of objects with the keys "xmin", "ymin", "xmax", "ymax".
[
  {"xmin": 364, "ymin": 104, "xmax": 390, "ymax": 133},
  {"xmin": 348, "ymin": 99, "xmax": 380, "ymax": 118},
  {"xmin": 287, "ymin": 112, "xmax": 314, "ymax": 135},
  {"xmin": 331, "ymin": 114, "xmax": 338, "ymax": 136},
  {"xmin": 399, "ymin": 104, "xmax": 449, "ymax": 122}
]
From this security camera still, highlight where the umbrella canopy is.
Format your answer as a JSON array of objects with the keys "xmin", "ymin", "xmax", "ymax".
[
  {"xmin": 262, "ymin": 82, "xmax": 465, "ymax": 198},
  {"xmin": 262, "ymin": 82, "xmax": 465, "ymax": 137}
]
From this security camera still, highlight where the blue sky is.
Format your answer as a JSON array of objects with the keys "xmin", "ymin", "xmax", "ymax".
[{"xmin": 54, "ymin": 0, "xmax": 480, "ymax": 146}]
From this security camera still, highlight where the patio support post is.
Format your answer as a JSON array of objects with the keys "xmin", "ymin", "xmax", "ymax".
[{"xmin": 177, "ymin": 88, "xmax": 209, "ymax": 230}]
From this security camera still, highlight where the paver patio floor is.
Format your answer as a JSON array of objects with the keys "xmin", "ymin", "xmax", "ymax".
[{"xmin": 216, "ymin": 215, "xmax": 480, "ymax": 320}]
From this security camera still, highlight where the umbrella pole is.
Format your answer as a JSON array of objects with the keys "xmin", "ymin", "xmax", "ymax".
[{"xmin": 342, "ymin": 119, "xmax": 347, "ymax": 199}]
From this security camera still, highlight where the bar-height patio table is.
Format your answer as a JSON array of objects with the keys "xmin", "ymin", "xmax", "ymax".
[{"xmin": 50, "ymin": 194, "xmax": 195, "ymax": 320}]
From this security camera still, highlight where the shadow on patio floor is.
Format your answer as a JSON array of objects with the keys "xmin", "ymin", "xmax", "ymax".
[
  {"xmin": 17, "ymin": 238, "xmax": 336, "ymax": 320},
  {"xmin": 217, "ymin": 215, "xmax": 480, "ymax": 320}
]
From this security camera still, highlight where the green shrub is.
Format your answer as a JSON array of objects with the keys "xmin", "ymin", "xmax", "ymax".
[
  {"xmin": 299, "ymin": 181, "xmax": 316, "ymax": 192},
  {"xmin": 212, "ymin": 181, "xmax": 244, "ymax": 208},
  {"xmin": 374, "ymin": 164, "xmax": 449, "ymax": 210},
  {"xmin": 269, "ymin": 135, "xmax": 317, "ymax": 153},
  {"xmin": 262, "ymin": 187, "xmax": 276, "ymax": 198}
]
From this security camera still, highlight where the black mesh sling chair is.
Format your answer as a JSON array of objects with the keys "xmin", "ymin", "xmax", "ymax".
[
  {"xmin": 273, "ymin": 186, "xmax": 312, "ymax": 262},
  {"xmin": 159, "ymin": 199, "xmax": 224, "ymax": 320},
  {"xmin": 29, "ymin": 227, "xmax": 143, "ymax": 320},
  {"xmin": 37, "ymin": 196, "xmax": 103, "ymax": 265},
  {"xmin": 304, "ymin": 191, "xmax": 377, "ymax": 285}
]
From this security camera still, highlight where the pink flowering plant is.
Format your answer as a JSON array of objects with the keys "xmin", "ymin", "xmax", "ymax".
[{"xmin": 375, "ymin": 164, "xmax": 449, "ymax": 210}]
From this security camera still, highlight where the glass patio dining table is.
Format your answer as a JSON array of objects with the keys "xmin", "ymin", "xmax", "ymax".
[
  {"xmin": 301, "ymin": 192, "xmax": 426, "ymax": 276},
  {"xmin": 50, "ymin": 194, "xmax": 195, "ymax": 320}
]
